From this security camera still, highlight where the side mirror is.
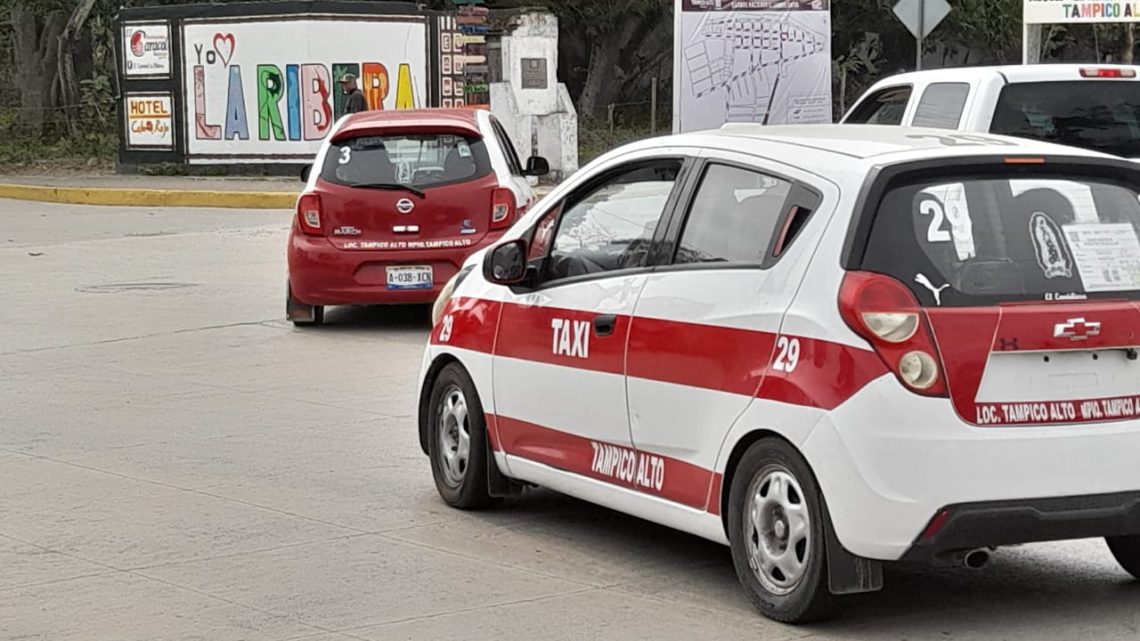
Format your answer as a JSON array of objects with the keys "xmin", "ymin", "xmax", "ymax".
[
  {"xmin": 300, "ymin": 164, "xmax": 312, "ymax": 183},
  {"xmin": 483, "ymin": 238, "xmax": 528, "ymax": 285},
  {"xmin": 524, "ymin": 156, "xmax": 550, "ymax": 177}
]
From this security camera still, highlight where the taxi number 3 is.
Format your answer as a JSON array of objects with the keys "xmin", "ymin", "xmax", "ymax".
[{"xmin": 773, "ymin": 336, "xmax": 801, "ymax": 373}]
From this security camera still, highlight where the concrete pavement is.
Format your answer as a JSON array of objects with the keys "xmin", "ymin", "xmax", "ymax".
[{"xmin": 2, "ymin": 197, "xmax": 1140, "ymax": 640}]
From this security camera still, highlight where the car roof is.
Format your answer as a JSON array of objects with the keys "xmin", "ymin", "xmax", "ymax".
[
  {"xmin": 333, "ymin": 108, "xmax": 484, "ymax": 140},
  {"xmin": 611, "ymin": 124, "xmax": 1115, "ymax": 176},
  {"xmin": 866, "ymin": 63, "xmax": 1140, "ymax": 86}
]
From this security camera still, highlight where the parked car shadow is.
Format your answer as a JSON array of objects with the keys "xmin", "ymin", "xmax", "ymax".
[
  {"xmin": 466, "ymin": 487, "xmax": 1140, "ymax": 635},
  {"xmin": 315, "ymin": 303, "xmax": 434, "ymax": 334}
]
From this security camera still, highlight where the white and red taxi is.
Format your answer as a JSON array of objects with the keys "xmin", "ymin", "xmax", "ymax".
[{"xmin": 416, "ymin": 124, "xmax": 1140, "ymax": 622}]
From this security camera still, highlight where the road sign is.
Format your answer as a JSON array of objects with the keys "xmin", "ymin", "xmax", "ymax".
[
  {"xmin": 892, "ymin": 0, "xmax": 950, "ymax": 70},
  {"xmin": 893, "ymin": 0, "xmax": 950, "ymax": 39}
]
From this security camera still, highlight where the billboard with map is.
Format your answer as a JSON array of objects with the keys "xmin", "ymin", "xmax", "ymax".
[{"xmin": 674, "ymin": 0, "xmax": 832, "ymax": 133}]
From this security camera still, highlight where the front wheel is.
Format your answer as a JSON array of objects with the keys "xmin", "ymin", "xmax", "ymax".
[
  {"xmin": 727, "ymin": 438, "xmax": 832, "ymax": 623},
  {"xmin": 1106, "ymin": 535, "xmax": 1140, "ymax": 579},
  {"xmin": 427, "ymin": 363, "xmax": 492, "ymax": 509}
]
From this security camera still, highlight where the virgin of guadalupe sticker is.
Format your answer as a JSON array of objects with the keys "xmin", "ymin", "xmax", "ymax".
[{"xmin": 1030, "ymin": 212, "xmax": 1073, "ymax": 279}]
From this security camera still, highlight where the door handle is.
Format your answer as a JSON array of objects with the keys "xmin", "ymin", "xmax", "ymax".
[{"xmin": 593, "ymin": 314, "xmax": 617, "ymax": 337}]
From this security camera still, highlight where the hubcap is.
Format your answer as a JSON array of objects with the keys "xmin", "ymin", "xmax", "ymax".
[
  {"xmin": 436, "ymin": 385, "xmax": 470, "ymax": 487},
  {"xmin": 744, "ymin": 466, "xmax": 811, "ymax": 595}
]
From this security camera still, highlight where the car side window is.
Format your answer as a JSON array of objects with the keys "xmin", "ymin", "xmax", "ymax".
[
  {"xmin": 490, "ymin": 117, "xmax": 524, "ymax": 176},
  {"xmin": 544, "ymin": 160, "xmax": 682, "ymax": 282},
  {"xmin": 912, "ymin": 83, "xmax": 970, "ymax": 129},
  {"xmin": 845, "ymin": 86, "xmax": 912, "ymax": 125},
  {"xmin": 674, "ymin": 164, "xmax": 792, "ymax": 265}
]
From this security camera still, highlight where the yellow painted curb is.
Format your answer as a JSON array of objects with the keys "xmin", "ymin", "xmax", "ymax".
[{"xmin": 0, "ymin": 183, "xmax": 297, "ymax": 209}]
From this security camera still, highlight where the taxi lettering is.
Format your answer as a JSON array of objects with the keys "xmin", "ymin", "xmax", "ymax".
[
  {"xmin": 551, "ymin": 318, "xmax": 589, "ymax": 358},
  {"xmin": 590, "ymin": 441, "xmax": 665, "ymax": 492}
]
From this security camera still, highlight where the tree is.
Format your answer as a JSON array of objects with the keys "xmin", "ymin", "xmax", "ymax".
[
  {"xmin": 543, "ymin": 0, "xmax": 670, "ymax": 120},
  {"xmin": 7, "ymin": 1, "xmax": 66, "ymax": 133},
  {"xmin": 56, "ymin": 0, "xmax": 99, "ymax": 136}
]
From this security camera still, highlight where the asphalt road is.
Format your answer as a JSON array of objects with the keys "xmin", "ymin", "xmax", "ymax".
[{"xmin": 2, "ymin": 198, "xmax": 1139, "ymax": 641}]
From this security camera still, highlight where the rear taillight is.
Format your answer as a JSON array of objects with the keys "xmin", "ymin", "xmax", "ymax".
[
  {"xmin": 1080, "ymin": 67, "xmax": 1137, "ymax": 78},
  {"xmin": 297, "ymin": 194, "xmax": 322, "ymax": 236},
  {"xmin": 490, "ymin": 188, "xmax": 516, "ymax": 230},
  {"xmin": 839, "ymin": 271, "xmax": 948, "ymax": 397}
]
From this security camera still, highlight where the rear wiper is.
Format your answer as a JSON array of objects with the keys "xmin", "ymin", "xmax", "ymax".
[{"xmin": 347, "ymin": 182, "xmax": 426, "ymax": 199}]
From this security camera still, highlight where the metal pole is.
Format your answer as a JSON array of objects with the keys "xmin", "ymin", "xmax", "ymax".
[
  {"xmin": 916, "ymin": 0, "xmax": 925, "ymax": 70},
  {"xmin": 1022, "ymin": 22, "xmax": 1029, "ymax": 65},
  {"xmin": 608, "ymin": 103, "xmax": 616, "ymax": 145},
  {"xmin": 650, "ymin": 77, "xmax": 658, "ymax": 136}
]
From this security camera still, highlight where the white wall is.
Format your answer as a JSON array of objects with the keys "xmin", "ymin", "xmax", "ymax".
[{"xmin": 490, "ymin": 12, "xmax": 578, "ymax": 179}]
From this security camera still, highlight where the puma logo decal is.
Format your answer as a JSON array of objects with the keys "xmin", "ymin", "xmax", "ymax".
[{"xmin": 915, "ymin": 273, "xmax": 950, "ymax": 306}]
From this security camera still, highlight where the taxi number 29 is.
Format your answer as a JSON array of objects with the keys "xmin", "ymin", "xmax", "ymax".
[{"xmin": 773, "ymin": 336, "xmax": 801, "ymax": 373}]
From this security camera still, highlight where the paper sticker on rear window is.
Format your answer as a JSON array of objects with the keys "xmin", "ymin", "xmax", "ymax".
[
  {"xmin": 1063, "ymin": 223, "xmax": 1140, "ymax": 292},
  {"xmin": 457, "ymin": 140, "xmax": 472, "ymax": 158}
]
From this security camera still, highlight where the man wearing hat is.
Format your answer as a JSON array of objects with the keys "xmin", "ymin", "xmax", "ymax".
[{"xmin": 339, "ymin": 73, "xmax": 368, "ymax": 116}]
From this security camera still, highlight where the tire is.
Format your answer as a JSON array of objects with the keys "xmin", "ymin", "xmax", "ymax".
[
  {"xmin": 1106, "ymin": 535, "xmax": 1140, "ymax": 579},
  {"xmin": 727, "ymin": 438, "xmax": 833, "ymax": 623},
  {"xmin": 287, "ymin": 283, "xmax": 324, "ymax": 327},
  {"xmin": 427, "ymin": 363, "xmax": 492, "ymax": 509}
]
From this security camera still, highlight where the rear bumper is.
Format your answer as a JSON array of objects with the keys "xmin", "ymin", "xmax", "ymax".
[
  {"xmin": 288, "ymin": 231, "xmax": 501, "ymax": 306},
  {"xmin": 900, "ymin": 491, "xmax": 1140, "ymax": 561},
  {"xmin": 801, "ymin": 376, "xmax": 1140, "ymax": 561}
]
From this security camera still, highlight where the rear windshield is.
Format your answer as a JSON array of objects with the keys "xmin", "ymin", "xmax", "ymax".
[
  {"xmin": 991, "ymin": 81, "xmax": 1140, "ymax": 158},
  {"xmin": 861, "ymin": 175, "xmax": 1140, "ymax": 306},
  {"xmin": 320, "ymin": 132, "xmax": 492, "ymax": 189}
]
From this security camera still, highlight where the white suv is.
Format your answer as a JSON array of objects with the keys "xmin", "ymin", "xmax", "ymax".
[
  {"xmin": 417, "ymin": 124, "xmax": 1140, "ymax": 622},
  {"xmin": 842, "ymin": 64, "xmax": 1140, "ymax": 159}
]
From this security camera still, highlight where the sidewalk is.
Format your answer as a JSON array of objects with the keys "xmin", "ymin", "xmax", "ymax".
[
  {"xmin": 0, "ymin": 174, "xmax": 553, "ymax": 209},
  {"xmin": 0, "ymin": 174, "xmax": 300, "ymax": 209}
]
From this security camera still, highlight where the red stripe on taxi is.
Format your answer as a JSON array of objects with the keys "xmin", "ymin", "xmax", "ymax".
[
  {"xmin": 436, "ymin": 298, "xmax": 889, "ymax": 410},
  {"xmin": 493, "ymin": 414, "xmax": 719, "ymax": 512}
]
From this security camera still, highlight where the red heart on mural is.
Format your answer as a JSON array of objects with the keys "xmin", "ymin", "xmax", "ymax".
[{"xmin": 213, "ymin": 33, "xmax": 235, "ymax": 67}]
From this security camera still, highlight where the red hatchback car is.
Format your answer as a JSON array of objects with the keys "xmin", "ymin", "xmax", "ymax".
[{"xmin": 287, "ymin": 108, "xmax": 549, "ymax": 326}]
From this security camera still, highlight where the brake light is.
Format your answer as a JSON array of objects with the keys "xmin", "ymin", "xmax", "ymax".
[
  {"xmin": 1080, "ymin": 67, "xmax": 1136, "ymax": 78},
  {"xmin": 838, "ymin": 271, "xmax": 948, "ymax": 396},
  {"xmin": 297, "ymin": 193, "xmax": 322, "ymax": 236},
  {"xmin": 490, "ymin": 188, "xmax": 516, "ymax": 230}
]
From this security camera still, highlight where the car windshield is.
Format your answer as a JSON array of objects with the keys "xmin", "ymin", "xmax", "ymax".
[
  {"xmin": 861, "ymin": 174, "xmax": 1140, "ymax": 306},
  {"xmin": 990, "ymin": 81, "xmax": 1140, "ymax": 158},
  {"xmin": 320, "ymin": 132, "xmax": 492, "ymax": 189}
]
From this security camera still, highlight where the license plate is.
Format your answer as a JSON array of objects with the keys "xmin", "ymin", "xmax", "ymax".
[{"xmin": 386, "ymin": 265, "xmax": 433, "ymax": 290}]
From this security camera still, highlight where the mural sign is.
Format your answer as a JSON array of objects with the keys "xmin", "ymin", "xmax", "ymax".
[
  {"xmin": 181, "ymin": 17, "xmax": 428, "ymax": 163},
  {"xmin": 123, "ymin": 22, "xmax": 172, "ymax": 77},
  {"xmin": 124, "ymin": 93, "xmax": 175, "ymax": 149}
]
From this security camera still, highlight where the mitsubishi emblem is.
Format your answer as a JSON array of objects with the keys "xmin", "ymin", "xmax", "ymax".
[
  {"xmin": 1054, "ymin": 317, "xmax": 1101, "ymax": 341},
  {"xmin": 396, "ymin": 198, "xmax": 415, "ymax": 214}
]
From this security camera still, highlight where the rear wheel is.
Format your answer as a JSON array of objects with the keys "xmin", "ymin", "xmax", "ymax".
[
  {"xmin": 1106, "ymin": 535, "xmax": 1140, "ymax": 579},
  {"xmin": 427, "ymin": 363, "xmax": 492, "ymax": 509},
  {"xmin": 728, "ymin": 438, "xmax": 832, "ymax": 623},
  {"xmin": 287, "ymin": 283, "xmax": 324, "ymax": 327}
]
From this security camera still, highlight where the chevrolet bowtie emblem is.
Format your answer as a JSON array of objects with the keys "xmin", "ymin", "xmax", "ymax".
[{"xmin": 1054, "ymin": 317, "xmax": 1102, "ymax": 341}]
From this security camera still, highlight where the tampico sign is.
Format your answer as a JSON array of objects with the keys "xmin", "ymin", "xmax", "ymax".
[
  {"xmin": 124, "ymin": 93, "xmax": 175, "ymax": 149},
  {"xmin": 1025, "ymin": 0, "xmax": 1140, "ymax": 23},
  {"xmin": 181, "ymin": 17, "xmax": 428, "ymax": 163}
]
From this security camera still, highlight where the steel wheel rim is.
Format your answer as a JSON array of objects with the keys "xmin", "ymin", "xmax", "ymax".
[
  {"xmin": 436, "ymin": 384, "xmax": 470, "ymax": 488},
  {"xmin": 743, "ymin": 466, "xmax": 812, "ymax": 596}
]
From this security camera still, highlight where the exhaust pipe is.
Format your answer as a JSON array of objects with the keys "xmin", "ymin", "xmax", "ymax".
[
  {"xmin": 963, "ymin": 548, "xmax": 990, "ymax": 569},
  {"xmin": 934, "ymin": 547, "xmax": 992, "ymax": 569}
]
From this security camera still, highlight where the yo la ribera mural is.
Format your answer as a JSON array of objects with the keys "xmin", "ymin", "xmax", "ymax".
[{"xmin": 182, "ymin": 18, "xmax": 428, "ymax": 163}]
